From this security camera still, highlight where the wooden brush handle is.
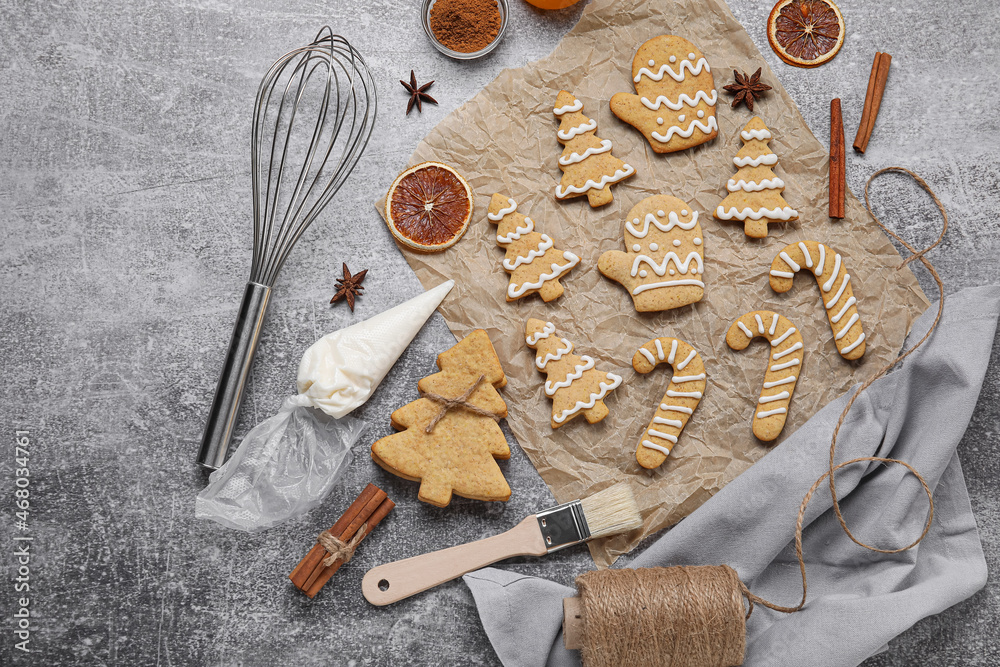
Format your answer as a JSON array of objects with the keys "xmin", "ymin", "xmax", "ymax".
[{"xmin": 362, "ymin": 516, "xmax": 547, "ymax": 605}]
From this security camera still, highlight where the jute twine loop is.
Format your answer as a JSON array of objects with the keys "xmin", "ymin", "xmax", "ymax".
[
  {"xmin": 317, "ymin": 523, "xmax": 367, "ymax": 567},
  {"xmin": 421, "ymin": 374, "xmax": 504, "ymax": 433},
  {"xmin": 746, "ymin": 167, "xmax": 948, "ymax": 615},
  {"xmin": 577, "ymin": 566, "xmax": 746, "ymax": 667}
]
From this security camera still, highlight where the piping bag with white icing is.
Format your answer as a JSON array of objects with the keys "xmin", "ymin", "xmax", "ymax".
[{"xmin": 195, "ymin": 280, "xmax": 455, "ymax": 531}]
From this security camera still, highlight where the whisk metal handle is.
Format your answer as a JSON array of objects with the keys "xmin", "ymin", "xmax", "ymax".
[{"xmin": 197, "ymin": 281, "xmax": 273, "ymax": 470}]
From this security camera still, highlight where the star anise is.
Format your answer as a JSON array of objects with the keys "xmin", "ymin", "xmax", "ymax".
[
  {"xmin": 400, "ymin": 70, "xmax": 438, "ymax": 115},
  {"xmin": 330, "ymin": 263, "xmax": 368, "ymax": 311},
  {"xmin": 723, "ymin": 68, "xmax": 772, "ymax": 111}
]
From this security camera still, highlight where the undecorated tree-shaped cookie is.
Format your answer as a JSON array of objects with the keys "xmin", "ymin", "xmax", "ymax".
[
  {"xmin": 769, "ymin": 240, "xmax": 866, "ymax": 360},
  {"xmin": 715, "ymin": 117, "xmax": 798, "ymax": 238},
  {"xmin": 609, "ymin": 35, "xmax": 719, "ymax": 154},
  {"xmin": 598, "ymin": 195, "xmax": 705, "ymax": 312},
  {"xmin": 726, "ymin": 311, "xmax": 804, "ymax": 442},
  {"xmin": 554, "ymin": 90, "xmax": 635, "ymax": 207},
  {"xmin": 525, "ymin": 319, "xmax": 622, "ymax": 429},
  {"xmin": 487, "ymin": 194, "xmax": 580, "ymax": 302},
  {"xmin": 371, "ymin": 330, "xmax": 511, "ymax": 507},
  {"xmin": 632, "ymin": 337, "xmax": 706, "ymax": 469}
]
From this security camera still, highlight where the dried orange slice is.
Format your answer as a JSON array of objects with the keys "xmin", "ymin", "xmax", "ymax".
[
  {"xmin": 385, "ymin": 161, "xmax": 473, "ymax": 253},
  {"xmin": 767, "ymin": 0, "xmax": 845, "ymax": 69}
]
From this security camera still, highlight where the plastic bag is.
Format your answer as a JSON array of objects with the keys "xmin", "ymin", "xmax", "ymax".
[{"xmin": 195, "ymin": 395, "xmax": 367, "ymax": 532}]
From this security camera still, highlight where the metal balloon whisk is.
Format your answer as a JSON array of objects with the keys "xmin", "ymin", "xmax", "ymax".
[{"xmin": 198, "ymin": 28, "xmax": 377, "ymax": 469}]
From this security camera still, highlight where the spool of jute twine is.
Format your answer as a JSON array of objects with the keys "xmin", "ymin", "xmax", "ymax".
[{"xmin": 568, "ymin": 169, "xmax": 948, "ymax": 667}]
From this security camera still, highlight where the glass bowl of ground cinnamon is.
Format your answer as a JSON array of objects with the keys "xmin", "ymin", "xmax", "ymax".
[{"xmin": 422, "ymin": 0, "xmax": 508, "ymax": 60}]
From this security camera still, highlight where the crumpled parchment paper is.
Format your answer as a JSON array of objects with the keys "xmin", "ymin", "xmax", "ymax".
[{"xmin": 376, "ymin": 0, "xmax": 929, "ymax": 566}]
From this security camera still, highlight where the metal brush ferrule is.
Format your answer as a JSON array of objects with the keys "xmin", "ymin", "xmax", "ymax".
[
  {"xmin": 535, "ymin": 500, "xmax": 591, "ymax": 553},
  {"xmin": 197, "ymin": 281, "xmax": 272, "ymax": 470}
]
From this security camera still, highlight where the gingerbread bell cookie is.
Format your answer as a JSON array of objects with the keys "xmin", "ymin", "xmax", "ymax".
[
  {"xmin": 632, "ymin": 337, "xmax": 706, "ymax": 469},
  {"xmin": 487, "ymin": 194, "xmax": 579, "ymax": 302},
  {"xmin": 715, "ymin": 117, "xmax": 798, "ymax": 238},
  {"xmin": 726, "ymin": 311, "xmax": 804, "ymax": 442},
  {"xmin": 598, "ymin": 195, "xmax": 705, "ymax": 312},
  {"xmin": 553, "ymin": 91, "xmax": 635, "ymax": 207},
  {"xmin": 610, "ymin": 35, "xmax": 719, "ymax": 154},
  {"xmin": 525, "ymin": 319, "xmax": 622, "ymax": 429},
  {"xmin": 371, "ymin": 330, "xmax": 511, "ymax": 507},
  {"xmin": 769, "ymin": 240, "xmax": 866, "ymax": 359}
]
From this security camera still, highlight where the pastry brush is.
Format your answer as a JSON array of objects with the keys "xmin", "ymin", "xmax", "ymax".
[{"xmin": 362, "ymin": 482, "xmax": 641, "ymax": 605}]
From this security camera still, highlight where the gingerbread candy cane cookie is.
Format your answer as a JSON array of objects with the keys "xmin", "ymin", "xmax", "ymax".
[
  {"xmin": 768, "ymin": 241, "xmax": 865, "ymax": 360},
  {"xmin": 726, "ymin": 311, "xmax": 804, "ymax": 442},
  {"xmin": 632, "ymin": 337, "xmax": 706, "ymax": 469}
]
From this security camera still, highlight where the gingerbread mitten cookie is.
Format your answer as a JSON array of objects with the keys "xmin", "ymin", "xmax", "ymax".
[
  {"xmin": 726, "ymin": 311, "xmax": 804, "ymax": 442},
  {"xmin": 487, "ymin": 194, "xmax": 579, "ymax": 302},
  {"xmin": 632, "ymin": 337, "xmax": 706, "ymax": 469},
  {"xmin": 715, "ymin": 117, "xmax": 798, "ymax": 238},
  {"xmin": 525, "ymin": 319, "xmax": 622, "ymax": 429},
  {"xmin": 610, "ymin": 35, "xmax": 718, "ymax": 154},
  {"xmin": 554, "ymin": 91, "xmax": 635, "ymax": 207},
  {"xmin": 769, "ymin": 240, "xmax": 866, "ymax": 359},
  {"xmin": 598, "ymin": 195, "xmax": 705, "ymax": 312}
]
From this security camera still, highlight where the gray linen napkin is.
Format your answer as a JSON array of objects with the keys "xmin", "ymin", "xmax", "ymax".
[{"xmin": 464, "ymin": 285, "xmax": 999, "ymax": 667}]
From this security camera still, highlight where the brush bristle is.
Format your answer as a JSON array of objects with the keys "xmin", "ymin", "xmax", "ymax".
[{"xmin": 579, "ymin": 482, "xmax": 642, "ymax": 539}]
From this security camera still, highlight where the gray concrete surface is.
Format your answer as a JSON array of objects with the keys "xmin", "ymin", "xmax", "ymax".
[{"xmin": 0, "ymin": 0, "xmax": 997, "ymax": 665}]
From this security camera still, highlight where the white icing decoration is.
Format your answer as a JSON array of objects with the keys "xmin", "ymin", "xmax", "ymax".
[
  {"xmin": 633, "ymin": 244, "xmax": 642, "ymax": 252},
  {"xmin": 834, "ymin": 313, "xmax": 860, "ymax": 340},
  {"xmin": 693, "ymin": 237, "xmax": 702, "ymax": 245},
  {"xmin": 488, "ymin": 198, "xmax": 517, "ymax": 221},
  {"xmin": 497, "ymin": 217, "xmax": 534, "ymax": 243},
  {"xmin": 648, "ymin": 59, "xmax": 655, "ymax": 66},
  {"xmin": 770, "ymin": 269, "xmax": 794, "ymax": 278},
  {"xmin": 769, "ymin": 358, "xmax": 800, "ymax": 372},
  {"xmin": 633, "ymin": 57, "xmax": 711, "ymax": 83},
  {"xmin": 831, "ymin": 296, "xmax": 857, "ymax": 324},
  {"xmin": 557, "ymin": 118, "xmax": 597, "ymax": 140},
  {"xmin": 536, "ymin": 338, "xmax": 572, "ymax": 369},
  {"xmin": 768, "ymin": 314, "xmax": 778, "ymax": 336},
  {"xmin": 770, "ymin": 327, "xmax": 796, "ymax": 347},
  {"xmin": 676, "ymin": 350, "xmax": 697, "ymax": 370},
  {"xmin": 823, "ymin": 254, "xmax": 843, "ymax": 291},
  {"xmin": 672, "ymin": 373, "xmax": 706, "ymax": 383},
  {"xmin": 669, "ymin": 55, "xmax": 676, "ymax": 63},
  {"xmin": 653, "ymin": 338, "xmax": 665, "ymax": 360},
  {"xmin": 688, "ymin": 53, "xmax": 696, "ymax": 60},
  {"xmin": 638, "ymin": 348, "xmax": 656, "ymax": 365},
  {"xmin": 715, "ymin": 205, "xmax": 798, "ymax": 221},
  {"xmin": 555, "ymin": 164, "xmax": 634, "ymax": 198},
  {"xmin": 697, "ymin": 110, "xmax": 705, "ymax": 118},
  {"xmin": 545, "ymin": 356, "xmax": 595, "ymax": 396},
  {"xmin": 630, "ymin": 252, "xmax": 704, "ymax": 278},
  {"xmin": 553, "ymin": 99, "xmax": 583, "ymax": 116},
  {"xmin": 552, "ymin": 373, "xmax": 622, "ymax": 424},
  {"xmin": 798, "ymin": 243, "xmax": 812, "ymax": 268},
  {"xmin": 651, "ymin": 116, "xmax": 719, "ymax": 143},
  {"xmin": 772, "ymin": 341, "xmax": 803, "ymax": 360},
  {"xmin": 559, "ymin": 139, "xmax": 613, "ymax": 166},
  {"xmin": 733, "ymin": 153, "xmax": 778, "ymax": 168},
  {"xmin": 639, "ymin": 270, "xmax": 648, "ymax": 278},
  {"xmin": 660, "ymin": 404, "xmax": 693, "ymax": 415},
  {"xmin": 642, "ymin": 440, "xmax": 672, "ymax": 455},
  {"xmin": 815, "ymin": 244, "xmax": 826, "ymax": 277},
  {"xmin": 657, "ymin": 117, "xmax": 664, "ymax": 125},
  {"xmin": 526, "ymin": 321, "xmax": 555, "ymax": 345},
  {"xmin": 666, "ymin": 389, "xmax": 702, "ymax": 399},
  {"xmin": 779, "ymin": 251, "xmax": 801, "ymax": 272},
  {"xmin": 678, "ymin": 115, "xmax": 686, "ymax": 122},
  {"xmin": 737, "ymin": 322, "xmax": 754, "ymax": 338},
  {"xmin": 741, "ymin": 128, "xmax": 772, "ymax": 141},
  {"xmin": 667, "ymin": 339, "xmax": 678, "ymax": 364},
  {"xmin": 503, "ymin": 235, "xmax": 553, "ymax": 269},
  {"xmin": 759, "ymin": 391, "xmax": 790, "ymax": 404},
  {"xmin": 681, "ymin": 210, "xmax": 688, "ymax": 215},
  {"xmin": 653, "ymin": 416, "xmax": 683, "ymax": 428},
  {"xmin": 650, "ymin": 243, "xmax": 659, "ymax": 251},
  {"xmin": 756, "ymin": 407, "xmax": 787, "ymax": 418},
  {"xmin": 626, "ymin": 210, "xmax": 699, "ymax": 238},
  {"xmin": 647, "ymin": 429, "xmax": 678, "ymax": 442},
  {"xmin": 672, "ymin": 240, "xmax": 681, "ymax": 247},
  {"xmin": 762, "ymin": 375, "xmax": 797, "ymax": 388},
  {"xmin": 640, "ymin": 89, "xmax": 718, "ymax": 112},
  {"xmin": 508, "ymin": 252, "xmax": 580, "ymax": 298},
  {"xmin": 727, "ymin": 177, "xmax": 785, "ymax": 193},
  {"xmin": 842, "ymin": 333, "xmax": 866, "ymax": 354},
  {"xmin": 824, "ymin": 274, "xmax": 851, "ymax": 309},
  {"xmin": 755, "ymin": 314, "xmax": 765, "ymax": 334}
]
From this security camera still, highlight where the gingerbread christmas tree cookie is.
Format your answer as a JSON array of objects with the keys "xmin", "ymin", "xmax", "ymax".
[
  {"xmin": 554, "ymin": 91, "xmax": 635, "ymax": 207},
  {"xmin": 371, "ymin": 330, "xmax": 512, "ymax": 507},
  {"xmin": 598, "ymin": 195, "xmax": 705, "ymax": 312},
  {"xmin": 610, "ymin": 35, "xmax": 719, "ymax": 154},
  {"xmin": 487, "ymin": 194, "xmax": 579, "ymax": 302},
  {"xmin": 525, "ymin": 319, "xmax": 622, "ymax": 429},
  {"xmin": 715, "ymin": 117, "xmax": 798, "ymax": 238}
]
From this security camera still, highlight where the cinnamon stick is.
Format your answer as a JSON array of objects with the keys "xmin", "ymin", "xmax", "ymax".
[
  {"xmin": 829, "ymin": 98, "xmax": 845, "ymax": 219},
  {"xmin": 854, "ymin": 52, "xmax": 892, "ymax": 153},
  {"xmin": 289, "ymin": 483, "xmax": 392, "ymax": 597}
]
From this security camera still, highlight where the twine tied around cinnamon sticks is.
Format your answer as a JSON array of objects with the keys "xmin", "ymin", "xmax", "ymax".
[
  {"xmin": 421, "ymin": 374, "xmax": 504, "ymax": 433},
  {"xmin": 318, "ymin": 524, "xmax": 367, "ymax": 567}
]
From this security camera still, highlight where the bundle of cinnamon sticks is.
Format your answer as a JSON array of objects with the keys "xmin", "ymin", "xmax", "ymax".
[{"xmin": 290, "ymin": 483, "xmax": 394, "ymax": 598}]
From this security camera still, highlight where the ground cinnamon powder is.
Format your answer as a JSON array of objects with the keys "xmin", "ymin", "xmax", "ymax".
[{"xmin": 430, "ymin": 0, "xmax": 502, "ymax": 53}]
